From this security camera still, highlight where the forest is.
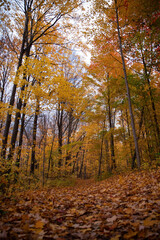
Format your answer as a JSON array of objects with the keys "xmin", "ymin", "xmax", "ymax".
[{"xmin": 0, "ymin": 0, "xmax": 160, "ymax": 239}]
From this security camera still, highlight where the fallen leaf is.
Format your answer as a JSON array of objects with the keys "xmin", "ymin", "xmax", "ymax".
[
  {"xmin": 107, "ymin": 215, "xmax": 117, "ymax": 223},
  {"xmin": 124, "ymin": 230, "xmax": 138, "ymax": 239},
  {"xmin": 143, "ymin": 218, "xmax": 159, "ymax": 227},
  {"xmin": 35, "ymin": 220, "xmax": 44, "ymax": 229},
  {"xmin": 77, "ymin": 210, "xmax": 86, "ymax": 215},
  {"xmin": 111, "ymin": 235, "xmax": 121, "ymax": 240},
  {"xmin": 124, "ymin": 208, "xmax": 133, "ymax": 214}
]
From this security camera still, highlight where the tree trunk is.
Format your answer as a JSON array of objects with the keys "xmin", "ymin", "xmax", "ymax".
[
  {"xmin": 16, "ymin": 102, "xmax": 26, "ymax": 168},
  {"xmin": 115, "ymin": 0, "xmax": 141, "ymax": 169},
  {"xmin": 78, "ymin": 149, "xmax": 85, "ymax": 178},
  {"xmin": 141, "ymin": 50, "xmax": 160, "ymax": 150},
  {"xmin": 107, "ymin": 82, "xmax": 116, "ymax": 170},
  {"xmin": 98, "ymin": 120, "xmax": 105, "ymax": 177},
  {"xmin": 7, "ymin": 83, "xmax": 27, "ymax": 161},
  {"xmin": 1, "ymin": 11, "xmax": 29, "ymax": 160},
  {"xmin": 30, "ymin": 99, "xmax": 39, "ymax": 174},
  {"xmin": 65, "ymin": 111, "xmax": 74, "ymax": 167},
  {"xmin": 105, "ymin": 138, "xmax": 111, "ymax": 173},
  {"xmin": 47, "ymin": 133, "xmax": 55, "ymax": 178},
  {"xmin": 57, "ymin": 106, "xmax": 63, "ymax": 169},
  {"xmin": 131, "ymin": 107, "xmax": 144, "ymax": 168},
  {"xmin": 72, "ymin": 149, "xmax": 80, "ymax": 174},
  {"xmin": 42, "ymin": 116, "xmax": 47, "ymax": 187},
  {"xmin": 125, "ymin": 109, "xmax": 134, "ymax": 161},
  {"xmin": 98, "ymin": 135, "xmax": 104, "ymax": 177},
  {"xmin": 7, "ymin": 50, "xmax": 31, "ymax": 161},
  {"xmin": 121, "ymin": 110, "xmax": 129, "ymax": 167},
  {"xmin": 0, "ymin": 64, "xmax": 9, "ymax": 133}
]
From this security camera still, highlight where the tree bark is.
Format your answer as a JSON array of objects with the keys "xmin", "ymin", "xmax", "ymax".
[
  {"xmin": 1, "ymin": 8, "xmax": 29, "ymax": 160},
  {"xmin": 115, "ymin": 0, "xmax": 141, "ymax": 169},
  {"xmin": 16, "ymin": 102, "xmax": 26, "ymax": 168},
  {"xmin": 57, "ymin": 104, "xmax": 63, "ymax": 169},
  {"xmin": 105, "ymin": 138, "xmax": 111, "ymax": 173},
  {"xmin": 98, "ymin": 131, "xmax": 104, "ymax": 177},
  {"xmin": 30, "ymin": 99, "xmax": 39, "ymax": 174},
  {"xmin": 107, "ymin": 81, "xmax": 116, "ymax": 170},
  {"xmin": 65, "ymin": 111, "xmax": 74, "ymax": 166},
  {"xmin": 42, "ymin": 116, "xmax": 47, "ymax": 187},
  {"xmin": 132, "ymin": 107, "xmax": 144, "ymax": 168},
  {"xmin": 78, "ymin": 149, "xmax": 85, "ymax": 178},
  {"xmin": 141, "ymin": 50, "xmax": 160, "ymax": 150},
  {"xmin": 47, "ymin": 132, "xmax": 55, "ymax": 178}
]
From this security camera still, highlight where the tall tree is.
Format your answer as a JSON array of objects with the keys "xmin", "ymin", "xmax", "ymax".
[
  {"xmin": 1, "ymin": 0, "xmax": 82, "ymax": 160},
  {"xmin": 121, "ymin": 0, "xmax": 160, "ymax": 149},
  {"xmin": 114, "ymin": 0, "xmax": 140, "ymax": 169}
]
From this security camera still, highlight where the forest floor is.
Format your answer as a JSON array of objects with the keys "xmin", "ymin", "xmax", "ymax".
[{"xmin": 0, "ymin": 168, "xmax": 160, "ymax": 240}]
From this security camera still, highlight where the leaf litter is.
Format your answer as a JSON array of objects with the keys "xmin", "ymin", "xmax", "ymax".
[{"xmin": 0, "ymin": 168, "xmax": 160, "ymax": 239}]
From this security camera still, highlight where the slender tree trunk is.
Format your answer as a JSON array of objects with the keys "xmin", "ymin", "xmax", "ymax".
[
  {"xmin": 1, "ymin": 12, "xmax": 29, "ymax": 160},
  {"xmin": 144, "ymin": 128, "xmax": 153, "ymax": 163},
  {"xmin": 105, "ymin": 138, "xmax": 111, "ymax": 173},
  {"xmin": 84, "ymin": 165, "xmax": 87, "ymax": 179},
  {"xmin": 98, "ymin": 120, "xmax": 105, "ymax": 177},
  {"xmin": 142, "ymin": 92, "xmax": 158, "ymax": 146},
  {"xmin": 121, "ymin": 110, "xmax": 126, "ymax": 138},
  {"xmin": 132, "ymin": 107, "xmax": 144, "ymax": 168},
  {"xmin": 143, "ymin": 113, "xmax": 154, "ymax": 162},
  {"xmin": 0, "ymin": 65, "xmax": 9, "ymax": 132},
  {"xmin": 98, "ymin": 134, "xmax": 104, "ymax": 177},
  {"xmin": 76, "ymin": 156, "xmax": 79, "ymax": 178},
  {"xmin": 141, "ymin": 51, "xmax": 160, "ymax": 149},
  {"xmin": 126, "ymin": 109, "xmax": 133, "ymax": 160},
  {"xmin": 16, "ymin": 78, "xmax": 35, "ymax": 167},
  {"xmin": 42, "ymin": 141, "xmax": 46, "ymax": 186},
  {"xmin": 42, "ymin": 116, "xmax": 47, "ymax": 187},
  {"xmin": 115, "ymin": 0, "xmax": 140, "ymax": 169},
  {"xmin": 57, "ymin": 105, "xmax": 63, "ymax": 169},
  {"xmin": 66, "ymin": 111, "xmax": 73, "ymax": 166},
  {"xmin": 107, "ymin": 83, "xmax": 116, "ymax": 170},
  {"xmin": 16, "ymin": 102, "xmax": 26, "ymax": 168},
  {"xmin": 7, "ymin": 83, "xmax": 26, "ymax": 161},
  {"xmin": 30, "ymin": 99, "xmax": 39, "ymax": 174},
  {"xmin": 121, "ymin": 110, "xmax": 129, "ymax": 167},
  {"xmin": 78, "ymin": 149, "xmax": 85, "ymax": 178},
  {"xmin": 26, "ymin": 141, "xmax": 30, "ymax": 174},
  {"xmin": 47, "ymin": 133, "xmax": 55, "ymax": 178},
  {"xmin": 72, "ymin": 152, "xmax": 79, "ymax": 174},
  {"xmin": 7, "ymin": 48, "xmax": 31, "ymax": 161}
]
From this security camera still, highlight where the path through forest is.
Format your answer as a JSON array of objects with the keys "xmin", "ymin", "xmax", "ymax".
[{"xmin": 0, "ymin": 168, "xmax": 160, "ymax": 239}]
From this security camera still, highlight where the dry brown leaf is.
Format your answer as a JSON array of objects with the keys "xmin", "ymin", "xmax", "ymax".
[
  {"xmin": 124, "ymin": 208, "xmax": 133, "ymax": 214},
  {"xmin": 110, "ymin": 235, "xmax": 121, "ymax": 240},
  {"xmin": 35, "ymin": 220, "xmax": 44, "ymax": 229},
  {"xmin": 124, "ymin": 230, "xmax": 138, "ymax": 239},
  {"xmin": 107, "ymin": 215, "xmax": 117, "ymax": 223},
  {"xmin": 143, "ymin": 218, "xmax": 159, "ymax": 227}
]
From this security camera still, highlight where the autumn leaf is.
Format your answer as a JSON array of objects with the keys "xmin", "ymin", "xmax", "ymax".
[
  {"xmin": 0, "ymin": 168, "xmax": 160, "ymax": 239},
  {"xmin": 124, "ymin": 208, "xmax": 133, "ymax": 214},
  {"xmin": 35, "ymin": 220, "xmax": 44, "ymax": 229},
  {"xmin": 124, "ymin": 230, "xmax": 138, "ymax": 239},
  {"xmin": 143, "ymin": 218, "xmax": 159, "ymax": 227},
  {"xmin": 107, "ymin": 215, "xmax": 117, "ymax": 223},
  {"xmin": 111, "ymin": 235, "xmax": 121, "ymax": 240}
]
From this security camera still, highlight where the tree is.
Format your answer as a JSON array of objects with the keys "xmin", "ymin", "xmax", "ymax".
[
  {"xmin": 0, "ymin": 36, "xmax": 12, "ymax": 132},
  {"xmin": 120, "ymin": 0, "xmax": 160, "ymax": 150},
  {"xmin": 114, "ymin": 0, "xmax": 141, "ymax": 169},
  {"xmin": 1, "ymin": 0, "xmax": 82, "ymax": 160}
]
